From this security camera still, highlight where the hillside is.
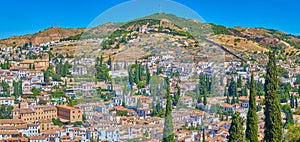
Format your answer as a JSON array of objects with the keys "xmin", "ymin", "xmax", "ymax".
[
  {"xmin": 1, "ymin": 13, "xmax": 299, "ymax": 63},
  {"xmin": 0, "ymin": 27, "xmax": 86, "ymax": 47}
]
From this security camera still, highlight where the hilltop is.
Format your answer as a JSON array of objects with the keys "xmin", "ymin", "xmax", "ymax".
[
  {"xmin": 0, "ymin": 27, "xmax": 86, "ymax": 47},
  {"xmin": 1, "ymin": 13, "xmax": 299, "ymax": 63}
]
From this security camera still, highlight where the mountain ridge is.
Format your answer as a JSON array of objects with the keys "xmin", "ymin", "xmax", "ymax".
[{"xmin": 1, "ymin": 13, "xmax": 299, "ymax": 60}]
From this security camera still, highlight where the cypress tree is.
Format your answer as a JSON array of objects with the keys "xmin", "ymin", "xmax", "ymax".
[
  {"xmin": 228, "ymin": 80, "xmax": 237, "ymax": 97},
  {"xmin": 295, "ymin": 97, "xmax": 298, "ymax": 108},
  {"xmin": 107, "ymin": 55, "xmax": 112, "ymax": 68},
  {"xmin": 241, "ymin": 86, "xmax": 248, "ymax": 96},
  {"xmin": 134, "ymin": 65, "xmax": 139, "ymax": 84},
  {"xmin": 226, "ymin": 91, "xmax": 230, "ymax": 104},
  {"xmin": 237, "ymin": 75, "xmax": 242, "ymax": 88},
  {"xmin": 136, "ymin": 98, "xmax": 142, "ymax": 108},
  {"xmin": 95, "ymin": 57, "xmax": 100, "ymax": 67},
  {"xmin": 152, "ymin": 96, "xmax": 157, "ymax": 116},
  {"xmin": 202, "ymin": 128, "xmax": 205, "ymax": 142},
  {"xmin": 173, "ymin": 83, "xmax": 180, "ymax": 106},
  {"xmin": 128, "ymin": 67, "xmax": 134, "ymax": 87},
  {"xmin": 146, "ymin": 64, "xmax": 150, "ymax": 84},
  {"xmin": 18, "ymin": 80, "xmax": 23, "ymax": 96},
  {"xmin": 206, "ymin": 75, "xmax": 211, "ymax": 94},
  {"xmin": 203, "ymin": 93, "xmax": 207, "ymax": 106},
  {"xmin": 13, "ymin": 81, "xmax": 18, "ymax": 98},
  {"xmin": 231, "ymin": 95, "xmax": 236, "ymax": 104},
  {"xmin": 282, "ymin": 105, "xmax": 294, "ymax": 128},
  {"xmin": 246, "ymin": 73, "xmax": 258, "ymax": 142},
  {"xmin": 138, "ymin": 63, "xmax": 142, "ymax": 81},
  {"xmin": 162, "ymin": 77, "xmax": 175, "ymax": 142},
  {"xmin": 122, "ymin": 93, "xmax": 126, "ymax": 107},
  {"xmin": 264, "ymin": 51, "xmax": 283, "ymax": 142},
  {"xmin": 290, "ymin": 95, "xmax": 295, "ymax": 108},
  {"xmin": 228, "ymin": 112, "xmax": 244, "ymax": 142},
  {"xmin": 155, "ymin": 99, "xmax": 161, "ymax": 117},
  {"xmin": 198, "ymin": 75, "xmax": 206, "ymax": 103}
]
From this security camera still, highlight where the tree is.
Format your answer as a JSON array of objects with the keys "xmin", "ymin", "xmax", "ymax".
[
  {"xmin": 203, "ymin": 93, "xmax": 207, "ymax": 106},
  {"xmin": 285, "ymin": 124, "xmax": 300, "ymax": 142},
  {"xmin": 144, "ymin": 130, "xmax": 149, "ymax": 138},
  {"xmin": 44, "ymin": 69, "xmax": 50, "ymax": 84},
  {"xmin": 237, "ymin": 75, "xmax": 242, "ymax": 88},
  {"xmin": 138, "ymin": 63, "xmax": 142, "ymax": 81},
  {"xmin": 136, "ymin": 98, "xmax": 142, "ymax": 108},
  {"xmin": 173, "ymin": 83, "xmax": 180, "ymax": 106},
  {"xmin": 245, "ymin": 73, "xmax": 258, "ymax": 142},
  {"xmin": 18, "ymin": 80, "xmax": 23, "ymax": 96},
  {"xmin": 198, "ymin": 75, "xmax": 207, "ymax": 103},
  {"xmin": 296, "ymin": 97, "xmax": 298, "ymax": 109},
  {"xmin": 1, "ymin": 81, "xmax": 9, "ymax": 95},
  {"xmin": 294, "ymin": 74, "xmax": 300, "ymax": 85},
  {"xmin": 38, "ymin": 99, "xmax": 47, "ymax": 105},
  {"xmin": 134, "ymin": 65, "xmax": 139, "ymax": 84},
  {"xmin": 228, "ymin": 80, "xmax": 237, "ymax": 97},
  {"xmin": 0, "ymin": 104, "xmax": 13, "ymax": 119},
  {"xmin": 282, "ymin": 105, "xmax": 294, "ymax": 128},
  {"xmin": 107, "ymin": 55, "xmax": 112, "ymax": 69},
  {"xmin": 100, "ymin": 56, "xmax": 103, "ymax": 66},
  {"xmin": 128, "ymin": 67, "xmax": 134, "ymax": 87},
  {"xmin": 122, "ymin": 93, "xmax": 126, "ymax": 107},
  {"xmin": 13, "ymin": 81, "xmax": 18, "ymax": 98},
  {"xmin": 231, "ymin": 95, "xmax": 237, "ymax": 104},
  {"xmin": 61, "ymin": 63, "xmax": 68, "ymax": 77},
  {"xmin": 224, "ymin": 86, "xmax": 230, "ymax": 104},
  {"xmin": 82, "ymin": 112, "xmax": 87, "ymax": 122},
  {"xmin": 162, "ymin": 77, "xmax": 175, "ymax": 142},
  {"xmin": 202, "ymin": 128, "xmax": 205, "ymax": 142},
  {"xmin": 264, "ymin": 51, "xmax": 283, "ymax": 142},
  {"xmin": 206, "ymin": 75, "xmax": 211, "ymax": 94},
  {"xmin": 137, "ymin": 81, "xmax": 143, "ymax": 94},
  {"xmin": 290, "ymin": 95, "xmax": 295, "ymax": 108},
  {"xmin": 228, "ymin": 112, "xmax": 244, "ymax": 142},
  {"xmin": 146, "ymin": 65, "xmax": 151, "ymax": 84},
  {"xmin": 241, "ymin": 86, "xmax": 248, "ymax": 96}
]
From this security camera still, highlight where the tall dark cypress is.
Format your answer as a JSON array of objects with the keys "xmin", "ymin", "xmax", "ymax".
[
  {"xmin": 122, "ymin": 93, "xmax": 126, "ymax": 107},
  {"xmin": 173, "ymin": 83, "xmax": 180, "ymax": 106},
  {"xmin": 246, "ymin": 73, "xmax": 258, "ymax": 142},
  {"xmin": 264, "ymin": 51, "xmax": 283, "ymax": 142},
  {"xmin": 202, "ymin": 128, "xmax": 205, "ymax": 142},
  {"xmin": 290, "ymin": 95, "xmax": 295, "ymax": 108},
  {"xmin": 295, "ymin": 97, "xmax": 298, "ymax": 108},
  {"xmin": 163, "ymin": 77, "xmax": 175, "ymax": 142},
  {"xmin": 203, "ymin": 93, "xmax": 207, "ymax": 106},
  {"xmin": 228, "ymin": 112, "xmax": 245, "ymax": 142}
]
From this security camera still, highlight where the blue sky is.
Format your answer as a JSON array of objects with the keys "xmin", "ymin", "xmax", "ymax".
[{"xmin": 0, "ymin": 0, "xmax": 299, "ymax": 39}]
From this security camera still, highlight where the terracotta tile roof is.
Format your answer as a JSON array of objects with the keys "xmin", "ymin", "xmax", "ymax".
[
  {"xmin": 29, "ymin": 135, "xmax": 46, "ymax": 140},
  {"xmin": 0, "ymin": 119, "xmax": 25, "ymax": 124},
  {"xmin": 43, "ymin": 131, "xmax": 58, "ymax": 135},
  {"xmin": 0, "ymin": 130, "xmax": 19, "ymax": 134}
]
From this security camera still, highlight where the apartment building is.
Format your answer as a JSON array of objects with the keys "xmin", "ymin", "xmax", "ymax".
[
  {"xmin": 13, "ymin": 105, "xmax": 57, "ymax": 122},
  {"xmin": 56, "ymin": 105, "xmax": 83, "ymax": 123}
]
